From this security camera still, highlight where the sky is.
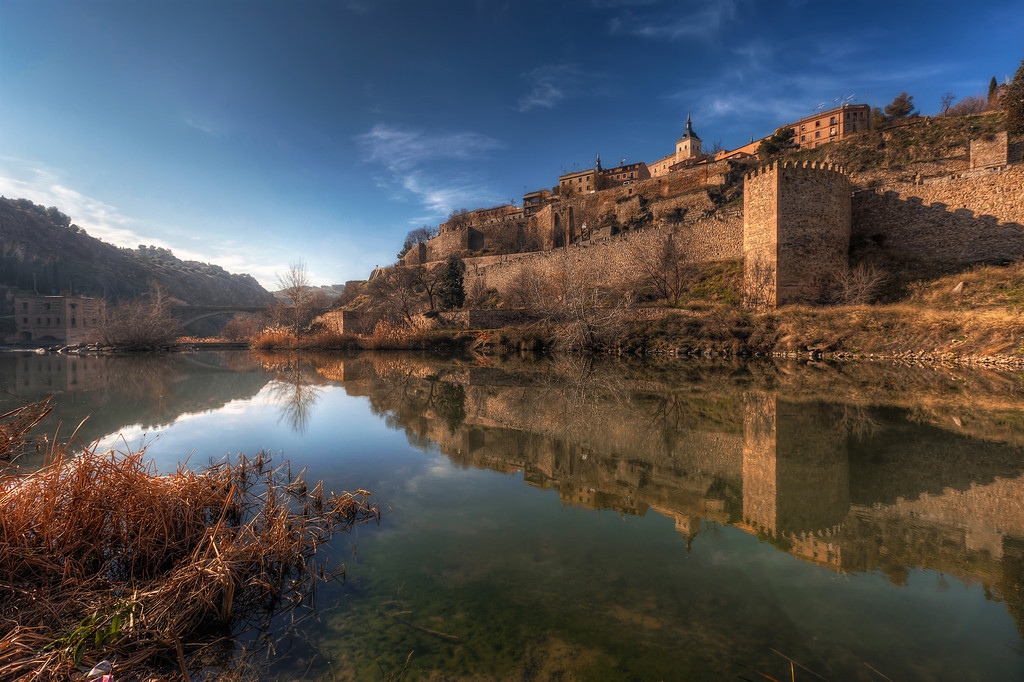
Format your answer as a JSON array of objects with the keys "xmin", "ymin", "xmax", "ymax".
[{"xmin": 1, "ymin": 0, "xmax": 1021, "ymax": 288}]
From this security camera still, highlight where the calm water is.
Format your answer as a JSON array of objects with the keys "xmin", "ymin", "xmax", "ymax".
[{"xmin": 3, "ymin": 350, "xmax": 1024, "ymax": 680}]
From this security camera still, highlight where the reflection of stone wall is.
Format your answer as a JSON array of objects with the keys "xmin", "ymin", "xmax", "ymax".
[
  {"xmin": 328, "ymin": 353, "xmax": 1024, "ymax": 628},
  {"xmin": 13, "ymin": 354, "xmax": 106, "ymax": 393},
  {"xmin": 742, "ymin": 394, "xmax": 849, "ymax": 536}
]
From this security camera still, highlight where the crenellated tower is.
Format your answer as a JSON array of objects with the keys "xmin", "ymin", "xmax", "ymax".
[{"xmin": 743, "ymin": 161, "xmax": 851, "ymax": 307}]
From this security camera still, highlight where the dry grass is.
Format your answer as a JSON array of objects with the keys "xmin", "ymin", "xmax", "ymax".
[
  {"xmin": 0, "ymin": 422, "xmax": 378, "ymax": 680},
  {"xmin": 906, "ymin": 261, "xmax": 1024, "ymax": 311},
  {"xmin": 0, "ymin": 398, "xmax": 53, "ymax": 460},
  {"xmin": 249, "ymin": 326, "xmax": 299, "ymax": 350}
]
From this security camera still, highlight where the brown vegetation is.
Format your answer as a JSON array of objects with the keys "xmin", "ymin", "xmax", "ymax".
[{"xmin": 0, "ymin": 425, "xmax": 378, "ymax": 680}]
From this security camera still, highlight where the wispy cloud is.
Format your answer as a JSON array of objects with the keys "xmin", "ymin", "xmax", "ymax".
[
  {"xmin": 356, "ymin": 124, "xmax": 504, "ymax": 217},
  {"xmin": 0, "ymin": 160, "xmax": 153, "ymax": 248},
  {"xmin": 517, "ymin": 64, "xmax": 580, "ymax": 112},
  {"xmin": 608, "ymin": 0, "xmax": 736, "ymax": 39},
  {"xmin": 0, "ymin": 157, "xmax": 288, "ymax": 287}
]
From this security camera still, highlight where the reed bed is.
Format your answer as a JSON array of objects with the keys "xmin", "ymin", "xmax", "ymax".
[
  {"xmin": 0, "ymin": 431, "xmax": 378, "ymax": 680},
  {"xmin": 0, "ymin": 398, "xmax": 53, "ymax": 460}
]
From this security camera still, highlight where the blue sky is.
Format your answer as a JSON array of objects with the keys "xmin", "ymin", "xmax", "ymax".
[{"xmin": 1, "ymin": 0, "xmax": 1021, "ymax": 287}]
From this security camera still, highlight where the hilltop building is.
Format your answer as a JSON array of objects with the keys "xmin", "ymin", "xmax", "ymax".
[
  {"xmin": 790, "ymin": 103, "xmax": 871, "ymax": 149},
  {"xmin": 651, "ymin": 113, "xmax": 705, "ymax": 177},
  {"xmin": 10, "ymin": 294, "xmax": 105, "ymax": 344},
  {"xmin": 714, "ymin": 103, "xmax": 872, "ymax": 161}
]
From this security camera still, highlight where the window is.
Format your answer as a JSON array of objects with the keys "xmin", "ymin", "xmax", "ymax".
[
  {"xmin": 71, "ymin": 318, "xmax": 76, "ymax": 327},
  {"xmin": 830, "ymin": 127, "xmax": 837, "ymax": 136},
  {"xmin": 801, "ymin": 125, "xmax": 806, "ymax": 131},
  {"xmin": 22, "ymin": 318, "xmax": 27, "ymax": 324},
  {"xmin": 830, "ymin": 116, "xmax": 836, "ymax": 125},
  {"xmin": 801, "ymin": 135, "xmax": 806, "ymax": 141},
  {"xmin": 816, "ymin": 121, "xmax": 821, "ymax": 127},
  {"xmin": 815, "ymin": 131, "xmax": 821, "ymax": 138},
  {"xmin": 21, "ymin": 302, "xmax": 27, "ymax": 310}
]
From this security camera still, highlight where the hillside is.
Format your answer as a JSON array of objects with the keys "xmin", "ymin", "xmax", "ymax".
[{"xmin": 0, "ymin": 197, "xmax": 272, "ymax": 322}]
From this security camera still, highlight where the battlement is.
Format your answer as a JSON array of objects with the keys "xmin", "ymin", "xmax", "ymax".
[
  {"xmin": 743, "ymin": 163, "xmax": 851, "ymax": 307},
  {"xmin": 743, "ymin": 160, "xmax": 848, "ymax": 181}
]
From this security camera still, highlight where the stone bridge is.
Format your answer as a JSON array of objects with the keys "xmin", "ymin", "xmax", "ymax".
[{"xmin": 170, "ymin": 305, "xmax": 270, "ymax": 329}]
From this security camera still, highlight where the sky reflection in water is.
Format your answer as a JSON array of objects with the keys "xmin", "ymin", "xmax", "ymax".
[{"xmin": 2, "ymin": 350, "xmax": 1023, "ymax": 680}]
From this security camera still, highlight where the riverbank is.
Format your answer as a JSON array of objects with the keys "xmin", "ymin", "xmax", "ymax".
[{"xmin": 0, "ymin": 424, "xmax": 378, "ymax": 681}]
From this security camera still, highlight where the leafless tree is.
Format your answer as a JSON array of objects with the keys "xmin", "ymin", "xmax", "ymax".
[
  {"xmin": 276, "ymin": 260, "xmax": 318, "ymax": 332},
  {"xmin": 939, "ymin": 92, "xmax": 956, "ymax": 116},
  {"xmin": 538, "ymin": 252, "xmax": 634, "ymax": 352},
  {"xmin": 445, "ymin": 208, "xmax": 471, "ymax": 230},
  {"xmin": 627, "ymin": 234, "xmax": 690, "ymax": 305},
  {"xmin": 744, "ymin": 256, "xmax": 776, "ymax": 310},
  {"xmin": 367, "ymin": 266, "xmax": 425, "ymax": 325},
  {"xmin": 504, "ymin": 263, "xmax": 550, "ymax": 308},
  {"xmin": 98, "ymin": 285, "xmax": 181, "ymax": 347},
  {"xmin": 834, "ymin": 263, "xmax": 890, "ymax": 305}
]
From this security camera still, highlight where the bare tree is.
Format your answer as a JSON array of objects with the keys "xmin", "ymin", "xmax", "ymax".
[
  {"xmin": 276, "ymin": 260, "xmax": 317, "ymax": 332},
  {"xmin": 538, "ymin": 252, "xmax": 634, "ymax": 352},
  {"xmin": 367, "ymin": 266, "xmax": 425, "ymax": 325},
  {"xmin": 939, "ymin": 93, "xmax": 955, "ymax": 116},
  {"xmin": 744, "ymin": 256, "xmax": 776, "ymax": 310},
  {"xmin": 627, "ymin": 234, "xmax": 690, "ymax": 305},
  {"xmin": 834, "ymin": 263, "xmax": 890, "ymax": 305},
  {"xmin": 398, "ymin": 225, "xmax": 438, "ymax": 259},
  {"xmin": 504, "ymin": 263, "xmax": 550, "ymax": 308},
  {"xmin": 98, "ymin": 285, "xmax": 181, "ymax": 347}
]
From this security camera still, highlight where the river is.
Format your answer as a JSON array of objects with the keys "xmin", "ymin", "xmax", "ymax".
[{"xmin": 2, "ymin": 350, "xmax": 1023, "ymax": 680}]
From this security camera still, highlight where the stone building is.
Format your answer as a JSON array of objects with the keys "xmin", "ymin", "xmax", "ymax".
[
  {"xmin": 10, "ymin": 294, "xmax": 105, "ymax": 344},
  {"xmin": 650, "ymin": 113, "xmax": 705, "ymax": 177},
  {"xmin": 789, "ymin": 103, "xmax": 870, "ymax": 149}
]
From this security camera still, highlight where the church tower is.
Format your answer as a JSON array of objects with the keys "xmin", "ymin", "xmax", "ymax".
[{"xmin": 675, "ymin": 112, "xmax": 702, "ymax": 164}]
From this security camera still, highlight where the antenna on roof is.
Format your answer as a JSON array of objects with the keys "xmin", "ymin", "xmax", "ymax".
[{"xmin": 816, "ymin": 102, "xmax": 826, "ymax": 112}]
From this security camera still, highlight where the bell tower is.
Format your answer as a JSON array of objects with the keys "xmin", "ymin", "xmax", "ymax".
[{"xmin": 675, "ymin": 112, "xmax": 702, "ymax": 164}]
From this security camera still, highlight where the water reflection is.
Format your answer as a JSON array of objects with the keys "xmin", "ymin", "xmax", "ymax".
[
  {"xmin": 302, "ymin": 353, "xmax": 1024, "ymax": 641},
  {"xmin": 4, "ymin": 350, "xmax": 1024, "ymax": 676}
]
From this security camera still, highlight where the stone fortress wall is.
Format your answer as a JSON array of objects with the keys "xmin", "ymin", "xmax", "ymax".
[
  {"xmin": 744, "ymin": 162, "xmax": 851, "ymax": 306},
  {"xmin": 389, "ymin": 126, "xmax": 1024, "ymax": 308},
  {"xmin": 852, "ymin": 164, "xmax": 1024, "ymax": 263}
]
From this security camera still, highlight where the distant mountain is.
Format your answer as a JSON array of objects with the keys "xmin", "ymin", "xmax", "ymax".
[{"xmin": 0, "ymin": 197, "xmax": 272, "ymax": 315}]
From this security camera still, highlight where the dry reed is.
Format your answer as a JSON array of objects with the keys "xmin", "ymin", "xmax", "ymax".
[
  {"xmin": 0, "ymin": 398, "xmax": 53, "ymax": 460},
  {"xmin": 0, "ymin": 426, "xmax": 378, "ymax": 680}
]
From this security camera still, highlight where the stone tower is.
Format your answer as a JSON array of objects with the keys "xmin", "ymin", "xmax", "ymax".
[
  {"xmin": 675, "ymin": 112, "xmax": 702, "ymax": 164},
  {"xmin": 743, "ymin": 161, "xmax": 851, "ymax": 307}
]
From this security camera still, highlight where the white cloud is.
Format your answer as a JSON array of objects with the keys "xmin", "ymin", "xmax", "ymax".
[
  {"xmin": 0, "ymin": 160, "xmax": 155, "ymax": 248},
  {"xmin": 0, "ymin": 157, "xmax": 292, "ymax": 287},
  {"xmin": 356, "ymin": 124, "xmax": 504, "ymax": 218},
  {"xmin": 608, "ymin": 0, "xmax": 736, "ymax": 39},
  {"xmin": 517, "ymin": 64, "xmax": 580, "ymax": 112}
]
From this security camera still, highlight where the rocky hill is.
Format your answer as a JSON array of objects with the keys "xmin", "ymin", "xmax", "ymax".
[{"xmin": 0, "ymin": 197, "xmax": 272, "ymax": 322}]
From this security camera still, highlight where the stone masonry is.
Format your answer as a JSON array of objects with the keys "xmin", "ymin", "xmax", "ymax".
[
  {"xmin": 384, "ymin": 133, "xmax": 1023, "ymax": 309},
  {"xmin": 743, "ymin": 161, "xmax": 851, "ymax": 306}
]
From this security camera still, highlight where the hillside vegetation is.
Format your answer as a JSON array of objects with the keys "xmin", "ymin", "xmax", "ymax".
[{"xmin": 0, "ymin": 197, "xmax": 271, "ymax": 327}]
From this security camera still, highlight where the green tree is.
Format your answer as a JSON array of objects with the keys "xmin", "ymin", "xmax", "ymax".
[
  {"xmin": 989, "ymin": 76, "xmax": 1000, "ymax": 108},
  {"xmin": 884, "ymin": 92, "xmax": 917, "ymax": 119},
  {"xmin": 756, "ymin": 127, "xmax": 795, "ymax": 160},
  {"xmin": 437, "ymin": 255, "xmax": 465, "ymax": 311},
  {"xmin": 1005, "ymin": 61, "xmax": 1024, "ymax": 136}
]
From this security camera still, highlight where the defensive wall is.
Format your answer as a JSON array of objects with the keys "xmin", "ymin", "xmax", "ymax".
[
  {"xmin": 460, "ymin": 209, "xmax": 744, "ymax": 296},
  {"xmin": 852, "ymin": 164, "xmax": 1024, "ymax": 262},
  {"xmin": 391, "ymin": 134, "xmax": 1024, "ymax": 309},
  {"xmin": 744, "ymin": 161, "xmax": 851, "ymax": 306}
]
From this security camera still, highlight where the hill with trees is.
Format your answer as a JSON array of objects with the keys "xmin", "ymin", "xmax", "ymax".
[{"xmin": 0, "ymin": 197, "xmax": 272, "ymax": 326}]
